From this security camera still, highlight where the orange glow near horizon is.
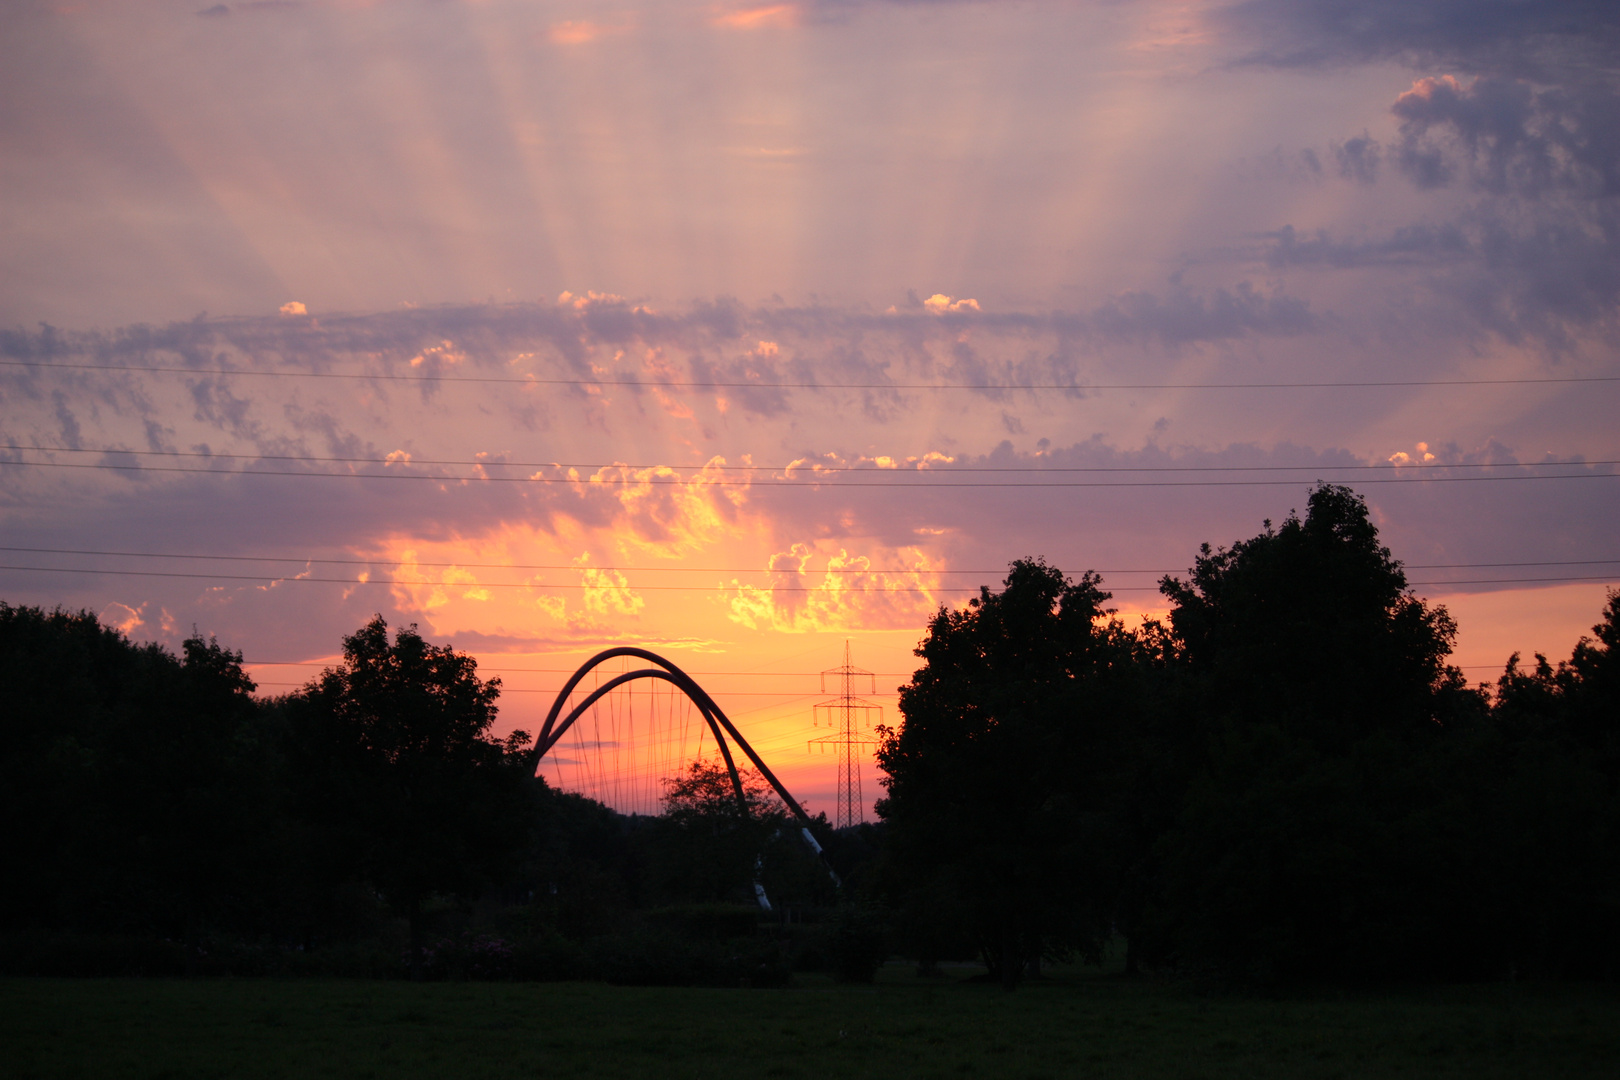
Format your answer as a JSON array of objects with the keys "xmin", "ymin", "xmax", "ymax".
[
  {"xmin": 242, "ymin": 496, "xmax": 961, "ymax": 821},
  {"xmin": 239, "ymin": 579, "xmax": 1618, "ymax": 824}
]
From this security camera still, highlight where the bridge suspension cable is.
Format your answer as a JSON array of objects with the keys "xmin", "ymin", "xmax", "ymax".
[{"xmin": 531, "ymin": 647, "xmax": 840, "ymax": 904}]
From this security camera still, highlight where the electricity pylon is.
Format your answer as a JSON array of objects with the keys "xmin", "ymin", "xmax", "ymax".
[{"xmin": 809, "ymin": 641, "xmax": 883, "ymax": 829}]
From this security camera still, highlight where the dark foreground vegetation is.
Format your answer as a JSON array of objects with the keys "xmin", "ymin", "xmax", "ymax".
[
  {"xmin": 2, "ymin": 484, "xmax": 1617, "ymax": 990},
  {"xmin": 5, "ymin": 971, "xmax": 1620, "ymax": 1080}
]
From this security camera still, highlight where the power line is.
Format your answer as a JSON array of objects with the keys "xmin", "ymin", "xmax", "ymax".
[
  {"xmin": 245, "ymin": 660, "xmax": 1544, "ymax": 699},
  {"xmin": 4, "ymin": 458, "xmax": 1615, "ymax": 487},
  {"xmin": 3, "ymin": 545, "xmax": 1616, "ymax": 575},
  {"xmin": 244, "ymin": 660, "xmax": 918, "ymax": 676},
  {"xmin": 0, "ymin": 564, "xmax": 1118, "ymax": 591},
  {"xmin": 7, "ymin": 444, "xmax": 1617, "ymax": 475},
  {"xmin": 6, "ymin": 358, "xmax": 1617, "ymax": 390},
  {"xmin": 2, "ymin": 564, "xmax": 1614, "ymax": 590},
  {"xmin": 243, "ymin": 661, "xmax": 1531, "ymax": 691},
  {"xmin": 247, "ymin": 682, "xmax": 866, "ymax": 696}
]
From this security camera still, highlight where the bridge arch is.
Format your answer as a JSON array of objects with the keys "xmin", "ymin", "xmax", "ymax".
[{"xmin": 531, "ymin": 647, "xmax": 838, "ymax": 897}]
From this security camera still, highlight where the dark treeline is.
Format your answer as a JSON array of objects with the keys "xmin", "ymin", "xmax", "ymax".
[
  {"xmin": 878, "ymin": 485, "xmax": 1620, "ymax": 986},
  {"xmin": 0, "ymin": 611, "xmax": 853, "ymax": 984},
  {"xmin": 2, "ymin": 483, "xmax": 1616, "ymax": 986}
]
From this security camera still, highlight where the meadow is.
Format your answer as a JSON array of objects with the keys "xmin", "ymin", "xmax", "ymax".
[{"xmin": 4, "ymin": 967, "xmax": 1618, "ymax": 1080}]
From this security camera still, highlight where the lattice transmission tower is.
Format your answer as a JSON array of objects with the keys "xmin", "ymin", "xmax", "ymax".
[{"xmin": 809, "ymin": 641, "xmax": 884, "ymax": 829}]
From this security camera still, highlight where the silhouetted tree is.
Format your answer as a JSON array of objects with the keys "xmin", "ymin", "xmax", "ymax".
[
  {"xmin": 0, "ymin": 604, "xmax": 276, "ymax": 938},
  {"xmin": 641, "ymin": 761, "xmax": 787, "ymax": 905},
  {"xmin": 1480, "ymin": 590, "xmax": 1620, "ymax": 976},
  {"xmin": 1550, "ymin": 590, "xmax": 1620, "ymax": 781},
  {"xmin": 876, "ymin": 559, "xmax": 1142, "ymax": 988},
  {"xmin": 1139, "ymin": 485, "xmax": 1489, "ymax": 978},
  {"xmin": 1161, "ymin": 484, "xmax": 1476, "ymax": 740},
  {"xmin": 522, "ymin": 787, "xmax": 641, "ymax": 937},
  {"xmin": 1496, "ymin": 591, "xmax": 1620, "ymax": 768},
  {"xmin": 295, "ymin": 616, "xmax": 532, "ymax": 976}
]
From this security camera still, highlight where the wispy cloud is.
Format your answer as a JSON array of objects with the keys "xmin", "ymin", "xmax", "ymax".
[{"xmin": 712, "ymin": 4, "xmax": 800, "ymax": 30}]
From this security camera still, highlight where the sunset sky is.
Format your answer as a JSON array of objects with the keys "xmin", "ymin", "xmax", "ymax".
[{"xmin": 3, "ymin": 0, "xmax": 1617, "ymax": 819}]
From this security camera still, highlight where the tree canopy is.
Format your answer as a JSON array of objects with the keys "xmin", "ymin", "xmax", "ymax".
[
  {"xmin": 0, "ymin": 603, "xmax": 275, "ymax": 938},
  {"xmin": 1160, "ymin": 483, "xmax": 1473, "ymax": 743},
  {"xmin": 292, "ymin": 616, "xmax": 534, "ymax": 974},
  {"xmin": 877, "ymin": 559, "xmax": 1143, "ymax": 987},
  {"xmin": 1136, "ymin": 486, "xmax": 1575, "ymax": 979},
  {"xmin": 638, "ymin": 761, "xmax": 789, "ymax": 906}
]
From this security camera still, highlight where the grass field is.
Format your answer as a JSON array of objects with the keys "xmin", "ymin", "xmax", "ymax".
[{"xmin": 4, "ymin": 967, "xmax": 1618, "ymax": 1080}]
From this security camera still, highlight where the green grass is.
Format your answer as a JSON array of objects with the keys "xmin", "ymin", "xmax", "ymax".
[{"xmin": 3, "ymin": 967, "xmax": 1618, "ymax": 1079}]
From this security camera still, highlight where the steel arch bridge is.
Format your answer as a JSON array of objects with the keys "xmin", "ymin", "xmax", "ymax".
[{"xmin": 529, "ymin": 647, "xmax": 838, "ymax": 904}]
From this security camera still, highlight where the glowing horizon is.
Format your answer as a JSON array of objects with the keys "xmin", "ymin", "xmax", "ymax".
[{"xmin": 3, "ymin": 1, "xmax": 1616, "ymax": 822}]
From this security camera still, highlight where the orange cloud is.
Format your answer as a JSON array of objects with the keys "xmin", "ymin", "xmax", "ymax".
[
  {"xmin": 547, "ymin": 18, "xmax": 633, "ymax": 45},
  {"xmin": 1389, "ymin": 441, "xmax": 1438, "ymax": 466},
  {"xmin": 724, "ymin": 544, "xmax": 942, "ymax": 633},
  {"xmin": 781, "ymin": 450, "xmax": 956, "ymax": 479},
  {"xmin": 100, "ymin": 601, "xmax": 145, "ymax": 635},
  {"xmin": 589, "ymin": 459, "xmax": 751, "ymax": 556},
  {"xmin": 574, "ymin": 553, "xmax": 646, "ymax": 617},
  {"xmin": 712, "ymin": 3, "xmax": 798, "ymax": 30},
  {"xmin": 408, "ymin": 339, "xmax": 464, "ymax": 367},
  {"xmin": 1396, "ymin": 74, "xmax": 1466, "ymax": 109},
  {"xmin": 923, "ymin": 293, "xmax": 981, "ymax": 314},
  {"xmin": 556, "ymin": 289, "xmax": 636, "ymax": 310},
  {"xmin": 385, "ymin": 552, "xmax": 497, "ymax": 612}
]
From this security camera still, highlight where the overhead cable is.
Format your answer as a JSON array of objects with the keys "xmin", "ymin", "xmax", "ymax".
[
  {"xmin": 6, "ymin": 358, "xmax": 1618, "ymax": 390},
  {"xmin": 4, "ymin": 459, "xmax": 1615, "ymax": 487},
  {"xmin": 6, "ymin": 444, "xmax": 1616, "ymax": 474},
  {"xmin": 3, "ymin": 545, "xmax": 1616, "ymax": 575},
  {"xmin": 2, "ymin": 564, "xmax": 1614, "ymax": 591}
]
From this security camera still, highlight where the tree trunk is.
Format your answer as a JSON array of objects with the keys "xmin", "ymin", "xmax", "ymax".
[
  {"xmin": 408, "ymin": 897, "xmax": 424, "ymax": 981},
  {"xmin": 1000, "ymin": 921, "xmax": 1021, "ymax": 991}
]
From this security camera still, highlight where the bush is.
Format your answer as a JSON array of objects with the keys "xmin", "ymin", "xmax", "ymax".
[
  {"xmin": 0, "ymin": 929, "xmax": 417, "ymax": 979},
  {"xmin": 596, "ymin": 930, "xmax": 791, "ymax": 988},
  {"xmin": 508, "ymin": 933, "xmax": 592, "ymax": 981},
  {"xmin": 280, "ymin": 939, "xmax": 405, "ymax": 979},
  {"xmin": 643, "ymin": 904, "xmax": 763, "ymax": 941},
  {"xmin": 782, "ymin": 921, "xmax": 833, "ymax": 973},
  {"xmin": 419, "ymin": 933, "xmax": 518, "ymax": 980},
  {"xmin": 828, "ymin": 904, "xmax": 888, "ymax": 984},
  {"xmin": 0, "ymin": 931, "xmax": 194, "ymax": 977}
]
